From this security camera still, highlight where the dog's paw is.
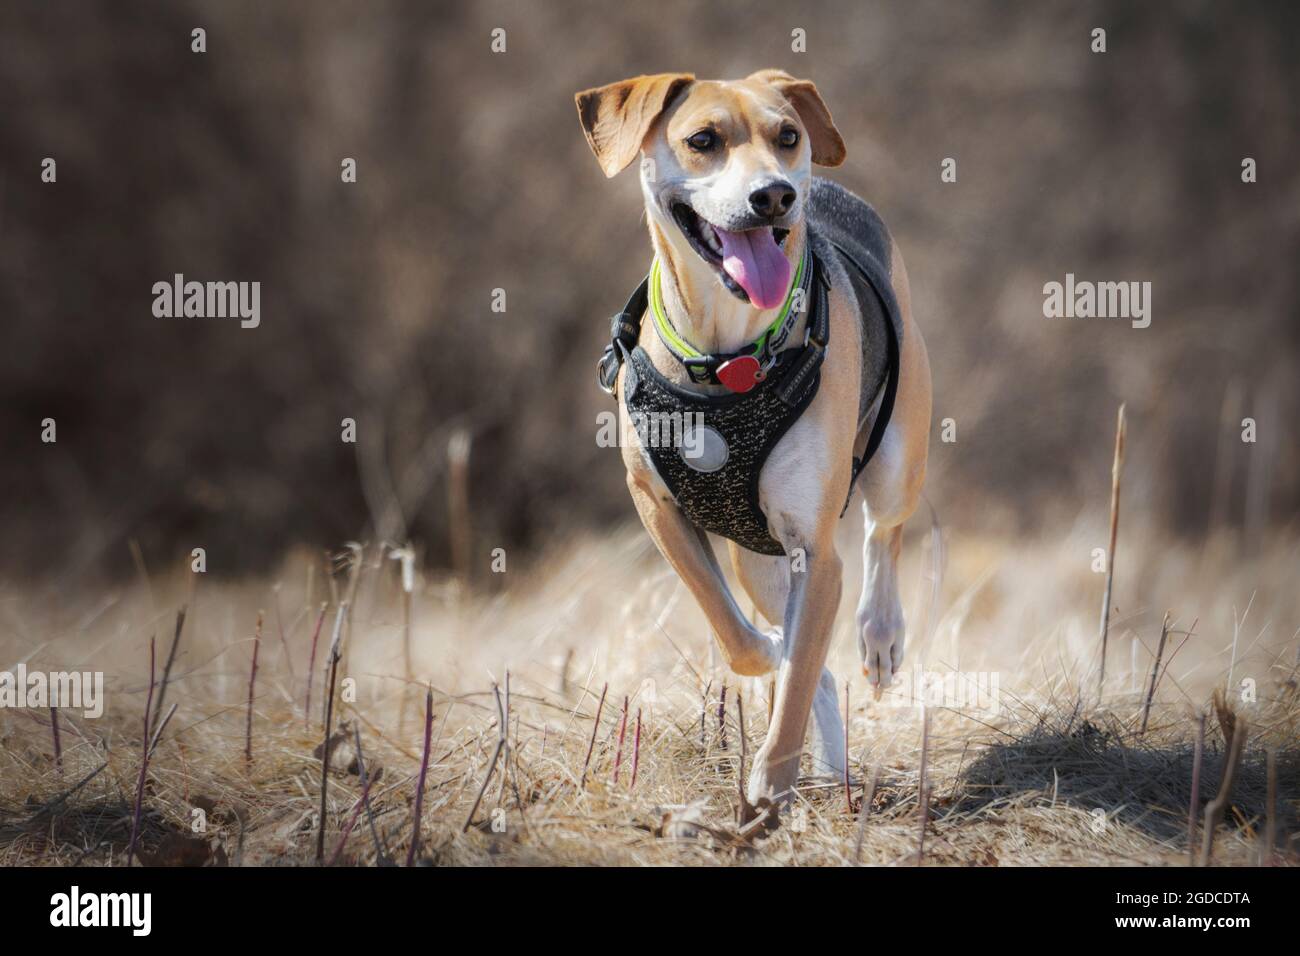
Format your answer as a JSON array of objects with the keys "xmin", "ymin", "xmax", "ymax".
[
  {"xmin": 738, "ymin": 794, "xmax": 780, "ymax": 836},
  {"xmin": 728, "ymin": 626, "xmax": 783, "ymax": 676},
  {"xmin": 857, "ymin": 612, "xmax": 904, "ymax": 693}
]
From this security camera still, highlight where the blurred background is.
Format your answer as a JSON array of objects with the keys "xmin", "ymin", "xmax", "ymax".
[{"xmin": 1, "ymin": 0, "xmax": 1296, "ymax": 582}]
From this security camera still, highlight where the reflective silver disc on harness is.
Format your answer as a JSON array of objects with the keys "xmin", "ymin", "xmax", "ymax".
[{"xmin": 678, "ymin": 422, "xmax": 728, "ymax": 473}]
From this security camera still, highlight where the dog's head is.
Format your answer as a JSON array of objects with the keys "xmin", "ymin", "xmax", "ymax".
[{"xmin": 576, "ymin": 71, "xmax": 844, "ymax": 310}]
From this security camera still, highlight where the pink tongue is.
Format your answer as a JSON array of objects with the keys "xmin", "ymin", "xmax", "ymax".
[{"xmin": 716, "ymin": 227, "xmax": 791, "ymax": 310}]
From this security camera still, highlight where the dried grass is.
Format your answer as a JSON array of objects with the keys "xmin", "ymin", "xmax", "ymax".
[{"xmin": 1, "ymin": 523, "xmax": 1296, "ymax": 867}]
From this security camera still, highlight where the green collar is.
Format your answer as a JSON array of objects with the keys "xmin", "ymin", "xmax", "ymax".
[{"xmin": 648, "ymin": 245, "xmax": 808, "ymax": 365}]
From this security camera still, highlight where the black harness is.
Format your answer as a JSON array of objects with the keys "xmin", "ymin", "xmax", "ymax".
[{"xmin": 597, "ymin": 239, "xmax": 899, "ymax": 555}]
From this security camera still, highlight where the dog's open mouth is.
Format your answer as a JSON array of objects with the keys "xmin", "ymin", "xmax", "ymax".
[{"xmin": 672, "ymin": 203, "xmax": 791, "ymax": 309}]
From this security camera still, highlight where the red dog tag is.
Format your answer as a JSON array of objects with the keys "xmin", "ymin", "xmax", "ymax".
[{"xmin": 717, "ymin": 355, "xmax": 762, "ymax": 393}]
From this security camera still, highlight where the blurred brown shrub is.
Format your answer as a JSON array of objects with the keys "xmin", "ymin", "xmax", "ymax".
[{"xmin": 1, "ymin": 0, "xmax": 1296, "ymax": 579}]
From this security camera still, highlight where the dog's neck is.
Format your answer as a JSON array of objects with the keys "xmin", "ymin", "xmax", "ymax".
[{"xmin": 645, "ymin": 216, "xmax": 807, "ymax": 359}]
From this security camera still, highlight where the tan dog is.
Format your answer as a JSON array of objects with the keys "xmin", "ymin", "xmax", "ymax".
[{"xmin": 576, "ymin": 71, "xmax": 931, "ymax": 817}]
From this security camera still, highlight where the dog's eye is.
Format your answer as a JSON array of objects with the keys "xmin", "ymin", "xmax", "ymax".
[
  {"xmin": 778, "ymin": 127, "xmax": 799, "ymax": 148},
  {"xmin": 686, "ymin": 130, "xmax": 717, "ymax": 152}
]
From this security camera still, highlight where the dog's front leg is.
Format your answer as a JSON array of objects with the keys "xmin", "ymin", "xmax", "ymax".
[
  {"xmin": 746, "ymin": 526, "xmax": 843, "ymax": 811},
  {"xmin": 625, "ymin": 471, "xmax": 782, "ymax": 677}
]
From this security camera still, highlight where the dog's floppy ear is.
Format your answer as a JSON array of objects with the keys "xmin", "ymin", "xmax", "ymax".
[
  {"xmin": 575, "ymin": 73, "xmax": 695, "ymax": 178},
  {"xmin": 748, "ymin": 69, "xmax": 846, "ymax": 167}
]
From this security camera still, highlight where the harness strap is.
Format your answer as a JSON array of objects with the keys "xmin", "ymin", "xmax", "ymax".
[
  {"xmin": 829, "ymin": 238, "xmax": 901, "ymax": 517},
  {"xmin": 774, "ymin": 260, "xmax": 831, "ymax": 407},
  {"xmin": 597, "ymin": 278, "xmax": 649, "ymax": 395}
]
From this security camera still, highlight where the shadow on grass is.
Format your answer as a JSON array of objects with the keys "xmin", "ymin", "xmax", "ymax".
[{"xmin": 952, "ymin": 707, "xmax": 1299, "ymax": 850}]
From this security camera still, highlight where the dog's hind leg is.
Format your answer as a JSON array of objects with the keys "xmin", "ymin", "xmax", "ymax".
[
  {"xmin": 857, "ymin": 514, "xmax": 906, "ymax": 690},
  {"xmin": 854, "ymin": 256, "xmax": 931, "ymax": 691},
  {"xmin": 727, "ymin": 545, "xmax": 789, "ymax": 626},
  {"xmin": 730, "ymin": 544, "xmax": 845, "ymax": 781}
]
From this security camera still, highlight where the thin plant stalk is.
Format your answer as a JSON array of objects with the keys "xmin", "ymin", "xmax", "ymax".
[
  {"xmin": 147, "ymin": 703, "xmax": 178, "ymax": 759},
  {"xmin": 273, "ymin": 586, "xmax": 295, "ymax": 684},
  {"xmin": 338, "ymin": 545, "xmax": 363, "ymax": 685},
  {"xmin": 700, "ymin": 679, "xmax": 712, "ymax": 748},
  {"xmin": 152, "ymin": 606, "xmax": 186, "ymax": 739},
  {"xmin": 843, "ymin": 681, "xmax": 852, "ymax": 814},
  {"xmin": 853, "ymin": 764, "xmax": 881, "ymax": 865},
  {"xmin": 1200, "ymin": 718, "xmax": 1247, "ymax": 866},
  {"xmin": 579, "ymin": 683, "xmax": 608, "ymax": 790},
  {"xmin": 1187, "ymin": 710, "xmax": 1205, "ymax": 865},
  {"xmin": 304, "ymin": 601, "xmax": 327, "ymax": 727},
  {"xmin": 245, "ymin": 611, "xmax": 262, "ymax": 765},
  {"xmin": 1139, "ymin": 611, "xmax": 1171, "ymax": 735},
  {"xmin": 126, "ymin": 637, "xmax": 156, "ymax": 867},
  {"xmin": 462, "ymin": 683, "xmax": 507, "ymax": 832},
  {"xmin": 718, "ymin": 684, "xmax": 727, "ymax": 749},
  {"xmin": 630, "ymin": 708, "xmax": 642, "ymax": 790},
  {"xmin": 1097, "ymin": 403, "xmax": 1127, "ymax": 696},
  {"xmin": 320, "ymin": 604, "xmax": 346, "ymax": 729},
  {"xmin": 397, "ymin": 546, "xmax": 415, "ymax": 734},
  {"xmin": 314, "ymin": 609, "xmax": 345, "ymax": 864},
  {"xmin": 407, "ymin": 686, "xmax": 434, "ymax": 866},
  {"xmin": 329, "ymin": 774, "xmax": 375, "ymax": 867},
  {"xmin": 736, "ymin": 691, "xmax": 751, "ymax": 820},
  {"xmin": 502, "ymin": 671, "xmax": 512, "ymax": 806},
  {"xmin": 352, "ymin": 724, "xmax": 390, "ymax": 864},
  {"xmin": 916, "ymin": 705, "xmax": 931, "ymax": 866},
  {"xmin": 612, "ymin": 695, "xmax": 629, "ymax": 784},
  {"xmin": 50, "ymin": 707, "xmax": 62, "ymax": 775},
  {"xmin": 917, "ymin": 783, "xmax": 932, "ymax": 866}
]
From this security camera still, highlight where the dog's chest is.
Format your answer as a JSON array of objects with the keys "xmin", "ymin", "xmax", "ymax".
[{"xmin": 621, "ymin": 344, "xmax": 820, "ymax": 556}]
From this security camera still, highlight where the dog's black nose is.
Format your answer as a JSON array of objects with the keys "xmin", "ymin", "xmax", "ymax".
[{"xmin": 748, "ymin": 181, "xmax": 796, "ymax": 219}]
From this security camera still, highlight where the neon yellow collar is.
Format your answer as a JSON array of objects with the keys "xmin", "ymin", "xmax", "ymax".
[{"xmin": 648, "ymin": 246, "xmax": 808, "ymax": 360}]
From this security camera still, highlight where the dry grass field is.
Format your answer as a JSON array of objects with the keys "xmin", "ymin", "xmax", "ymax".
[{"xmin": 2, "ymin": 515, "xmax": 1296, "ymax": 867}]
